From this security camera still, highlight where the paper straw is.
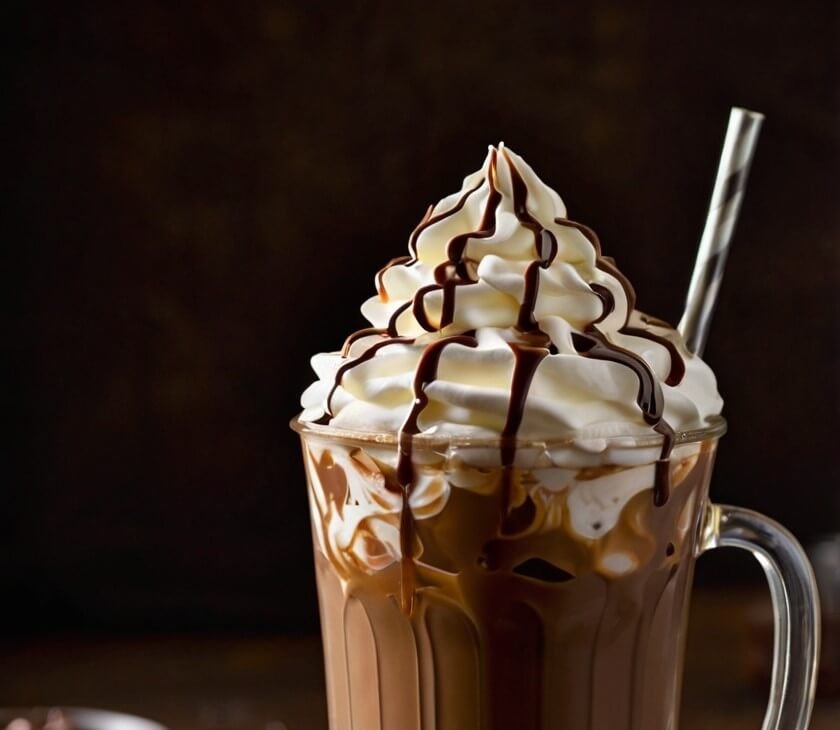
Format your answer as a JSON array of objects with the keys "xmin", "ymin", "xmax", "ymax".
[{"xmin": 678, "ymin": 107, "xmax": 764, "ymax": 356}]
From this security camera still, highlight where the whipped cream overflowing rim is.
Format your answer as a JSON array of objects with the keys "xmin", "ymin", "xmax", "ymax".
[
  {"xmin": 292, "ymin": 414, "xmax": 727, "ymax": 451},
  {"xmin": 299, "ymin": 144, "xmax": 724, "ymax": 612},
  {"xmin": 312, "ymin": 147, "xmax": 693, "ymax": 497}
]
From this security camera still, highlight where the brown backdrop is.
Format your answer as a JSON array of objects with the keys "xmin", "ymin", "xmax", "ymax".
[{"xmin": 6, "ymin": 0, "xmax": 838, "ymax": 635}]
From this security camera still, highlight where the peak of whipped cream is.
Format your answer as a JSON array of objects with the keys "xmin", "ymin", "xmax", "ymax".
[{"xmin": 300, "ymin": 144, "xmax": 722, "ymax": 445}]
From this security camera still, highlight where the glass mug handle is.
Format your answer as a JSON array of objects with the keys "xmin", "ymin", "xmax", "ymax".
[{"xmin": 699, "ymin": 502, "xmax": 821, "ymax": 730}]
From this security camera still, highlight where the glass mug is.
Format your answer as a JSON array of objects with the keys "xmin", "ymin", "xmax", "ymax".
[{"xmin": 293, "ymin": 418, "xmax": 819, "ymax": 730}]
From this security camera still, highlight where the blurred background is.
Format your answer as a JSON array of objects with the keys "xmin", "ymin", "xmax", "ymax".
[{"xmin": 4, "ymin": 0, "xmax": 838, "ymax": 726}]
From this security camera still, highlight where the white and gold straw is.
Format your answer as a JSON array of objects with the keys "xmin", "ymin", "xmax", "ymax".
[{"xmin": 678, "ymin": 107, "xmax": 764, "ymax": 356}]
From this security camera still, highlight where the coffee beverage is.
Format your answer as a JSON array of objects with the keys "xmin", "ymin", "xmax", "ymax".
[
  {"xmin": 294, "ymin": 145, "xmax": 750, "ymax": 729},
  {"xmin": 298, "ymin": 423, "xmax": 722, "ymax": 730}
]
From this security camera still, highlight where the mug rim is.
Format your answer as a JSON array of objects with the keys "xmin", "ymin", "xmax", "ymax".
[{"xmin": 290, "ymin": 414, "xmax": 727, "ymax": 450}]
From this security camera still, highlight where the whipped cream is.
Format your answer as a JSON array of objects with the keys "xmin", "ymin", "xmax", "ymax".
[{"xmin": 300, "ymin": 144, "xmax": 722, "ymax": 440}]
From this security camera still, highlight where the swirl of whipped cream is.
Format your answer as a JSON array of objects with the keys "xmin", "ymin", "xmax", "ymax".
[{"xmin": 300, "ymin": 144, "xmax": 722, "ymax": 442}]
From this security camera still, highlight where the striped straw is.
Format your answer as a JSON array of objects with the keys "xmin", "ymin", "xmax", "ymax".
[{"xmin": 678, "ymin": 107, "xmax": 764, "ymax": 356}]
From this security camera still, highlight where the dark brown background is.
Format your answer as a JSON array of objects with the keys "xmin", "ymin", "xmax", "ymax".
[{"xmin": 6, "ymin": 0, "xmax": 839, "ymax": 636}]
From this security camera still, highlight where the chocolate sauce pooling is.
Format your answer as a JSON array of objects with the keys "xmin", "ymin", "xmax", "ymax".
[{"xmin": 320, "ymin": 150, "xmax": 688, "ymax": 608}]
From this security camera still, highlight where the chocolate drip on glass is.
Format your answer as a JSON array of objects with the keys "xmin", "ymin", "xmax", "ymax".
[
  {"xmin": 551, "ymin": 216, "xmax": 685, "ymax": 494},
  {"xmin": 395, "ymin": 335, "xmax": 478, "ymax": 613},
  {"xmin": 505, "ymin": 151, "xmax": 679, "ymax": 520},
  {"xmin": 497, "ymin": 151, "xmax": 560, "ymax": 530},
  {"xmin": 571, "ymin": 330, "xmax": 676, "ymax": 505},
  {"xmin": 321, "ymin": 161, "xmax": 502, "ymax": 612},
  {"xmin": 499, "ymin": 345, "xmax": 547, "ymax": 532},
  {"xmin": 653, "ymin": 422, "xmax": 676, "ymax": 506},
  {"xmin": 319, "ymin": 146, "xmax": 693, "ymax": 616}
]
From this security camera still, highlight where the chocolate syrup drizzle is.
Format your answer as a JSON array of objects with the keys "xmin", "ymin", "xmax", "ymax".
[
  {"xmin": 570, "ymin": 331, "xmax": 675, "ymax": 506},
  {"xmin": 395, "ymin": 334, "xmax": 478, "ymax": 613},
  {"xmin": 622, "ymin": 327, "xmax": 686, "ymax": 387},
  {"xmin": 375, "ymin": 256, "xmax": 412, "ymax": 302},
  {"xmin": 497, "ymin": 149, "xmax": 557, "ymax": 530},
  {"xmin": 550, "ymin": 216, "xmax": 682, "ymax": 504},
  {"xmin": 322, "ymin": 174, "xmax": 491, "ymax": 427},
  {"xmin": 319, "ymin": 148, "xmax": 687, "ymax": 609},
  {"xmin": 316, "ymin": 336, "xmax": 413, "ymax": 424},
  {"xmin": 503, "ymin": 151, "xmax": 680, "ymax": 510},
  {"xmin": 413, "ymin": 153, "xmax": 502, "ymax": 331},
  {"xmin": 499, "ymin": 344, "xmax": 546, "ymax": 533}
]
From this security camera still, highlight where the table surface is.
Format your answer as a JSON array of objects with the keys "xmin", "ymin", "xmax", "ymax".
[{"xmin": 1, "ymin": 589, "xmax": 837, "ymax": 730}]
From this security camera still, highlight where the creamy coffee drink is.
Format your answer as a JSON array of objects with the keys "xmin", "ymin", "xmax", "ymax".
[{"xmin": 296, "ymin": 145, "xmax": 724, "ymax": 729}]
